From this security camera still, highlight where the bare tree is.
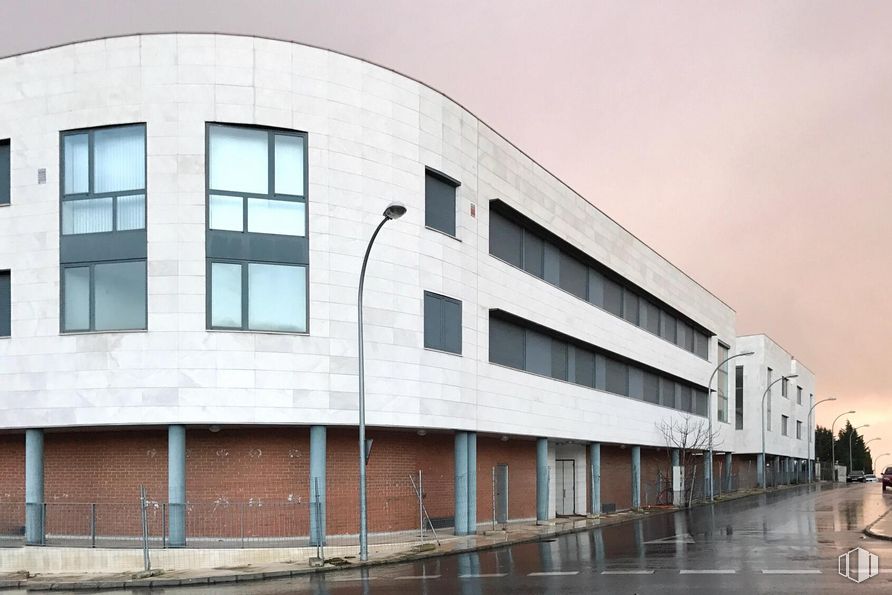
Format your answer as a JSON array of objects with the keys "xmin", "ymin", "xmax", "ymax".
[{"xmin": 657, "ymin": 415, "xmax": 722, "ymax": 507}]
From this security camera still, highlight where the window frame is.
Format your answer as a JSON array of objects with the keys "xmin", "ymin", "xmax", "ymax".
[
  {"xmin": 781, "ymin": 414, "xmax": 789, "ymax": 437},
  {"xmin": 423, "ymin": 290, "xmax": 463, "ymax": 355},
  {"xmin": 424, "ymin": 167, "xmax": 460, "ymax": 238},
  {"xmin": 0, "ymin": 138, "xmax": 9, "ymax": 206},
  {"xmin": 716, "ymin": 342, "xmax": 730, "ymax": 423},
  {"xmin": 0, "ymin": 270, "xmax": 9, "ymax": 337},
  {"xmin": 60, "ymin": 259, "xmax": 148, "ymax": 333},
  {"xmin": 735, "ymin": 364, "xmax": 744, "ymax": 430},
  {"xmin": 796, "ymin": 420, "xmax": 802, "ymax": 440}
]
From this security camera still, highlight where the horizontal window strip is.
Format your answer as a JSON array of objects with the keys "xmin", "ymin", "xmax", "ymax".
[{"xmin": 489, "ymin": 310, "xmax": 708, "ymax": 417}]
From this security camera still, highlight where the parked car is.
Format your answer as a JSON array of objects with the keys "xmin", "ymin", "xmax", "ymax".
[
  {"xmin": 847, "ymin": 470, "xmax": 866, "ymax": 483},
  {"xmin": 864, "ymin": 474, "xmax": 878, "ymax": 483},
  {"xmin": 883, "ymin": 467, "xmax": 892, "ymax": 492}
]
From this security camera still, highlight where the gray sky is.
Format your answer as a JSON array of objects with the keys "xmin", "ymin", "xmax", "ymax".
[{"xmin": 3, "ymin": 0, "xmax": 891, "ymax": 444}]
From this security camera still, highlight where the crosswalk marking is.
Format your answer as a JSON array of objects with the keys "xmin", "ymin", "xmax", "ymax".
[
  {"xmin": 528, "ymin": 571, "xmax": 580, "ymax": 576},
  {"xmin": 395, "ymin": 575, "xmax": 442, "ymax": 580},
  {"xmin": 601, "ymin": 570, "xmax": 655, "ymax": 575},
  {"xmin": 459, "ymin": 573, "xmax": 508, "ymax": 578},
  {"xmin": 680, "ymin": 569, "xmax": 736, "ymax": 574},
  {"xmin": 761, "ymin": 569, "xmax": 822, "ymax": 574}
]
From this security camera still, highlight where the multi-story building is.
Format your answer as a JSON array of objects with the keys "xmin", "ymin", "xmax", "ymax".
[
  {"xmin": 733, "ymin": 334, "xmax": 816, "ymax": 486},
  {"xmin": 0, "ymin": 34, "xmax": 810, "ymax": 555}
]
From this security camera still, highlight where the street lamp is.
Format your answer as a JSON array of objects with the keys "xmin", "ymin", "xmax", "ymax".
[
  {"xmin": 874, "ymin": 453, "xmax": 890, "ymax": 475},
  {"xmin": 707, "ymin": 351, "xmax": 754, "ymax": 501},
  {"xmin": 864, "ymin": 438, "xmax": 881, "ymax": 472},
  {"xmin": 806, "ymin": 397, "xmax": 836, "ymax": 482},
  {"xmin": 830, "ymin": 411, "xmax": 855, "ymax": 482},
  {"xmin": 357, "ymin": 203, "xmax": 406, "ymax": 561},
  {"xmin": 761, "ymin": 374, "xmax": 797, "ymax": 488},
  {"xmin": 848, "ymin": 425, "xmax": 871, "ymax": 475}
]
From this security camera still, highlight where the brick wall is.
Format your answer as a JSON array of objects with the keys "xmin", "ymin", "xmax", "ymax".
[{"xmin": 475, "ymin": 436, "xmax": 536, "ymax": 524}]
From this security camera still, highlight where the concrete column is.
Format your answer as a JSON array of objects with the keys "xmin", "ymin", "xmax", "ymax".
[
  {"xmin": 536, "ymin": 438, "xmax": 549, "ymax": 522},
  {"xmin": 671, "ymin": 448, "xmax": 683, "ymax": 506},
  {"xmin": 309, "ymin": 425, "xmax": 326, "ymax": 545},
  {"xmin": 757, "ymin": 453, "xmax": 765, "ymax": 488},
  {"xmin": 774, "ymin": 456, "xmax": 781, "ymax": 486},
  {"xmin": 25, "ymin": 429, "xmax": 44, "ymax": 545},
  {"xmin": 454, "ymin": 431, "xmax": 468, "ymax": 535},
  {"xmin": 589, "ymin": 442, "xmax": 601, "ymax": 515},
  {"xmin": 724, "ymin": 453, "xmax": 733, "ymax": 492},
  {"xmin": 631, "ymin": 446, "xmax": 641, "ymax": 510},
  {"xmin": 467, "ymin": 432, "xmax": 477, "ymax": 534},
  {"xmin": 168, "ymin": 425, "xmax": 186, "ymax": 547},
  {"xmin": 704, "ymin": 451, "xmax": 713, "ymax": 499}
]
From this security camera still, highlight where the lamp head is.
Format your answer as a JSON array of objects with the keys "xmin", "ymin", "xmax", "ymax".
[
  {"xmin": 383, "ymin": 203, "xmax": 407, "ymax": 220},
  {"xmin": 783, "ymin": 374, "xmax": 799, "ymax": 380}
]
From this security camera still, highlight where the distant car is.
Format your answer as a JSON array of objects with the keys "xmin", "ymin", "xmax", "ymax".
[
  {"xmin": 883, "ymin": 467, "xmax": 892, "ymax": 492},
  {"xmin": 864, "ymin": 474, "xmax": 878, "ymax": 483},
  {"xmin": 847, "ymin": 470, "xmax": 866, "ymax": 483}
]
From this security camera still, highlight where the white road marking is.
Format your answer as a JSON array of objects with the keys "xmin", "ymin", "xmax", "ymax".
[
  {"xmin": 644, "ymin": 533, "xmax": 695, "ymax": 544},
  {"xmin": 459, "ymin": 573, "xmax": 508, "ymax": 578},
  {"xmin": 327, "ymin": 577, "xmax": 377, "ymax": 582},
  {"xmin": 761, "ymin": 569, "xmax": 822, "ymax": 574},
  {"xmin": 679, "ymin": 569, "xmax": 736, "ymax": 574},
  {"xmin": 395, "ymin": 575, "xmax": 441, "ymax": 580},
  {"xmin": 528, "ymin": 571, "xmax": 580, "ymax": 576},
  {"xmin": 601, "ymin": 570, "xmax": 655, "ymax": 575}
]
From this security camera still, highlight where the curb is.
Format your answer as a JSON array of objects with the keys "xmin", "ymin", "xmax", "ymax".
[
  {"xmin": 863, "ymin": 505, "xmax": 892, "ymax": 542},
  {"xmin": 6, "ymin": 482, "xmax": 819, "ymax": 591}
]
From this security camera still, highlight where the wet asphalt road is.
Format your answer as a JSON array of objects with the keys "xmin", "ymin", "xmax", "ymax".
[{"xmin": 110, "ymin": 483, "xmax": 892, "ymax": 594}]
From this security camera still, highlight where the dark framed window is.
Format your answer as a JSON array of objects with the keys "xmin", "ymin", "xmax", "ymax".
[
  {"xmin": 0, "ymin": 271, "xmax": 9, "ymax": 336},
  {"xmin": 622, "ymin": 289, "xmax": 639, "ymax": 324},
  {"xmin": 489, "ymin": 317, "xmax": 525, "ymax": 369},
  {"xmin": 735, "ymin": 365, "xmax": 744, "ymax": 430},
  {"xmin": 781, "ymin": 377, "xmax": 788, "ymax": 398},
  {"xmin": 62, "ymin": 260, "xmax": 146, "ymax": 332},
  {"xmin": 781, "ymin": 415, "xmax": 789, "ymax": 436},
  {"xmin": 206, "ymin": 124, "xmax": 309, "ymax": 333},
  {"xmin": 643, "ymin": 371, "xmax": 660, "ymax": 404},
  {"xmin": 423, "ymin": 291, "xmax": 462, "ymax": 354},
  {"xmin": 60, "ymin": 124, "xmax": 147, "ymax": 333},
  {"xmin": 766, "ymin": 367, "xmax": 773, "ymax": 431},
  {"xmin": 424, "ymin": 168, "xmax": 458, "ymax": 237},
  {"xmin": 574, "ymin": 348, "xmax": 595, "ymax": 388},
  {"xmin": 796, "ymin": 420, "xmax": 802, "ymax": 439},
  {"xmin": 489, "ymin": 211, "xmax": 523, "ymax": 268},
  {"xmin": 605, "ymin": 358, "xmax": 628, "ymax": 395},
  {"xmin": 797, "ymin": 386, "xmax": 802, "ymax": 405},
  {"xmin": 660, "ymin": 377, "xmax": 676, "ymax": 408},
  {"xmin": 559, "ymin": 251, "xmax": 587, "ymax": 299},
  {"xmin": 643, "ymin": 301, "xmax": 660, "ymax": 335},
  {"xmin": 717, "ymin": 343, "xmax": 729, "ymax": 423},
  {"xmin": 0, "ymin": 139, "xmax": 9, "ymax": 205},
  {"xmin": 603, "ymin": 278, "xmax": 623, "ymax": 317}
]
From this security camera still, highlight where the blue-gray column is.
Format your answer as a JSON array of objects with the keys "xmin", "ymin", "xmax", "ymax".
[
  {"xmin": 774, "ymin": 455, "xmax": 781, "ymax": 485},
  {"xmin": 589, "ymin": 442, "xmax": 601, "ymax": 515},
  {"xmin": 631, "ymin": 446, "xmax": 641, "ymax": 510},
  {"xmin": 168, "ymin": 425, "xmax": 186, "ymax": 547},
  {"xmin": 536, "ymin": 438, "xmax": 549, "ymax": 522},
  {"xmin": 724, "ymin": 453, "xmax": 733, "ymax": 492},
  {"xmin": 454, "ymin": 431, "xmax": 469, "ymax": 535},
  {"xmin": 466, "ymin": 432, "xmax": 477, "ymax": 534},
  {"xmin": 757, "ymin": 453, "xmax": 765, "ymax": 487},
  {"xmin": 309, "ymin": 425, "xmax": 326, "ymax": 546},
  {"xmin": 25, "ymin": 429, "xmax": 44, "ymax": 545}
]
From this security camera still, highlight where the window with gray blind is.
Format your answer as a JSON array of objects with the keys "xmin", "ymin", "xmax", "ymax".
[
  {"xmin": 717, "ymin": 343, "xmax": 729, "ymax": 423},
  {"xmin": 424, "ymin": 291, "xmax": 462, "ymax": 354},
  {"xmin": 0, "ymin": 271, "xmax": 9, "ymax": 336},
  {"xmin": 735, "ymin": 365, "xmax": 744, "ymax": 429},
  {"xmin": 797, "ymin": 385, "xmax": 802, "ymax": 405},
  {"xmin": 487, "ymin": 203, "xmax": 712, "ymax": 359},
  {"xmin": 488, "ymin": 312, "xmax": 708, "ymax": 417},
  {"xmin": 60, "ymin": 125, "xmax": 147, "ymax": 332},
  {"xmin": 0, "ymin": 139, "xmax": 9, "ymax": 205},
  {"xmin": 781, "ymin": 415, "xmax": 789, "ymax": 436},
  {"xmin": 796, "ymin": 420, "xmax": 802, "ymax": 439},
  {"xmin": 425, "ymin": 169, "xmax": 458, "ymax": 236},
  {"xmin": 206, "ymin": 124, "xmax": 309, "ymax": 332}
]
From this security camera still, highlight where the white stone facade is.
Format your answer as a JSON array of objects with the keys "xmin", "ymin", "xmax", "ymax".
[
  {"xmin": 0, "ymin": 34, "xmax": 738, "ymax": 450},
  {"xmin": 734, "ymin": 334, "xmax": 816, "ymax": 459}
]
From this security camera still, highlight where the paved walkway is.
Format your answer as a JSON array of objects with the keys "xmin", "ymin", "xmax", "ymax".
[
  {"xmin": 0, "ymin": 486, "xmax": 806, "ymax": 591},
  {"xmin": 864, "ymin": 495, "xmax": 892, "ymax": 541}
]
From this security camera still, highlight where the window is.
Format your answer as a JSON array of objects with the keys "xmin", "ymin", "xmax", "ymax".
[
  {"xmin": 60, "ymin": 125, "xmax": 147, "ymax": 332},
  {"xmin": 487, "ymin": 202, "xmax": 715, "ymax": 359},
  {"xmin": 735, "ymin": 365, "xmax": 744, "ymax": 430},
  {"xmin": 0, "ymin": 271, "xmax": 9, "ymax": 336},
  {"xmin": 0, "ymin": 139, "xmax": 9, "ymax": 205},
  {"xmin": 796, "ymin": 420, "xmax": 802, "ymax": 440},
  {"xmin": 766, "ymin": 367, "xmax": 773, "ymax": 431},
  {"xmin": 425, "ymin": 169, "xmax": 458, "ymax": 236},
  {"xmin": 781, "ymin": 377, "xmax": 788, "ymax": 398},
  {"xmin": 797, "ymin": 386, "xmax": 802, "ymax": 405},
  {"xmin": 717, "ymin": 343, "xmax": 729, "ymax": 423},
  {"xmin": 781, "ymin": 415, "xmax": 789, "ymax": 436},
  {"xmin": 487, "ymin": 313, "xmax": 708, "ymax": 417},
  {"xmin": 207, "ymin": 124, "xmax": 309, "ymax": 333},
  {"xmin": 423, "ymin": 291, "xmax": 462, "ymax": 354}
]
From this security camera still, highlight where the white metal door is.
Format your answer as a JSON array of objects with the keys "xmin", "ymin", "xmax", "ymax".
[{"xmin": 556, "ymin": 459, "xmax": 575, "ymax": 515}]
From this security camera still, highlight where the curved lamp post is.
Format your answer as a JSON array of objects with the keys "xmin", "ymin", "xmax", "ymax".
[
  {"xmin": 707, "ymin": 351, "xmax": 754, "ymax": 501},
  {"xmin": 806, "ymin": 397, "xmax": 836, "ymax": 482},
  {"xmin": 357, "ymin": 203, "xmax": 406, "ymax": 561},
  {"xmin": 761, "ymin": 374, "xmax": 797, "ymax": 488},
  {"xmin": 830, "ymin": 411, "xmax": 855, "ymax": 482},
  {"xmin": 874, "ymin": 452, "xmax": 890, "ymax": 476},
  {"xmin": 864, "ymin": 438, "xmax": 881, "ymax": 472}
]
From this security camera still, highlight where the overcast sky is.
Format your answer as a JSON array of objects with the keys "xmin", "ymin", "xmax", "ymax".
[{"xmin": 3, "ymin": 0, "xmax": 890, "ymax": 453}]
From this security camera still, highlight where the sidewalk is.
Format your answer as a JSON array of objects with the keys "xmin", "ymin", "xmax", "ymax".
[
  {"xmin": 864, "ymin": 503, "xmax": 892, "ymax": 541},
  {"xmin": 0, "ymin": 484, "xmax": 796, "ymax": 591}
]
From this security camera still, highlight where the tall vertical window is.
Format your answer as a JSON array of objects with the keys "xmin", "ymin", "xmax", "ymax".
[
  {"xmin": 425, "ymin": 168, "xmax": 458, "ymax": 237},
  {"xmin": 206, "ymin": 124, "xmax": 309, "ymax": 332},
  {"xmin": 797, "ymin": 385, "xmax": 802, "ymax": 405},
  {"xmin": 60, "ymin": 125, "xmax": 147, "ymax": 332},
  {"xmin": 766, "ymin": 367, "xmax": 773, "ymax": 431},
  {"xmin": 796, "ymin": 420, "xmax": 802, "ymax": 439},
  {"xmin": 0, "ymin": 271, "xmax": 9, "ymax": 336},
  {"xmin": 735, "ymin": 365, "xmax": 744, "ymax": 430},
  {"xmin": 423, "ymin": 291, "xmax": 462, "ymax": 354},
  {"xmin": 717, "ymin": 343, "xmax": 729, "ymax": 423},
  {"xmin": 781, "ymin": 415, "xmax": 789, "ymax": 436},
  {"xmin": 0, "ymin": 139, "xmax": 9, "ymax": 205},
  {"xmin": 781, "ymin": 377, "xmax": 788, "ymax": 398}
]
